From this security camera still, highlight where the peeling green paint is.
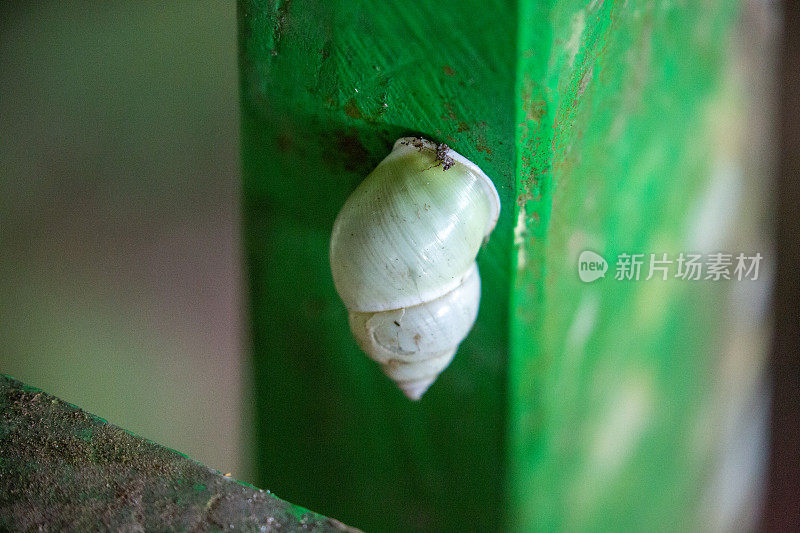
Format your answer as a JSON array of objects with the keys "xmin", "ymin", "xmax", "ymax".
[{"xmin": 239, "ymin": 1, "xmax": 743, "ymax": 530}]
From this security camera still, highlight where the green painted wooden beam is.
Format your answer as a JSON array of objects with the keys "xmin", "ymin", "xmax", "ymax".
[
  {"xmin": 509, "ymin": 3, "xmax": 743, "ymax": 530},
  {"xmin": 239, "ymin": 1, "xmax": 741, "ymax": 530},
  {"xmin": 0, "ymin": 375, "xmax": 358, "ymax": 532}
]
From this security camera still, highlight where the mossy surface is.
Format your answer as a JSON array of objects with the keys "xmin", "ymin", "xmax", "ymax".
[{"xmin": 0, "ymin": 375, "xmax": 358, "ymax": 532}]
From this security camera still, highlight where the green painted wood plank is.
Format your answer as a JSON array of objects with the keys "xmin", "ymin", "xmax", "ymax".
[
  {"xmin": 239, "ymin": 1, "xmax": 741, "ymax": 530},
  {"xmin": 0, "ymin": 375, "xmax": 358, "ymax": 532},
  {"xmin": 238, "ymin": 1, "xmax": 514, "ymax": 531},
  {"xmin": 510, "ymin": 2, "xmax": 741, "ymax": 530}
]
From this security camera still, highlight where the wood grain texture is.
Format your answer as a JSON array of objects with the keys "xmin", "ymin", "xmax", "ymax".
[
  {"xmin": 239, "ymin": 1, "xmax": 744, "ymax": 530},
  {"xmin": 510, "ymin": 2, "xmax": 742, "ymax": 530},
  {"xmin": 239, "ymin": 1, "xmax": 514, "ymax": 530}
]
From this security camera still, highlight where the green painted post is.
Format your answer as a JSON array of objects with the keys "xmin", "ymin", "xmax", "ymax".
[{"xmin": 239, "ymin": 1, "xmax": 742, "ymax": 530}]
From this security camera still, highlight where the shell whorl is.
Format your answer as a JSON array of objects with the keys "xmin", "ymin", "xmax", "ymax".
[{"xmin": 330, "ymin": 137, "xmax": 499, "ymax": 400}]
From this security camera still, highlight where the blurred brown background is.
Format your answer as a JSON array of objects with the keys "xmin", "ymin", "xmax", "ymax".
[{"xmin": 0, "ymin": 1, "xmax": 246, "ymax": 479}]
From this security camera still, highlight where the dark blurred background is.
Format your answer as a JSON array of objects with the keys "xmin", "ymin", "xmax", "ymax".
[{"xmin": 0, "ymin": 2, "xmax": 246, "ymax": 478}]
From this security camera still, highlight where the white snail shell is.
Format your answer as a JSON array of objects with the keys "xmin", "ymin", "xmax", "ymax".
[{"xmin": 329, "ymin": 137, "xmax": 500, "ymax": 400}]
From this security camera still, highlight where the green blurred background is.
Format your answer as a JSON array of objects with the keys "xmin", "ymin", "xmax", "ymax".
[{"xmin": 0, "ymin": 1, "xmax": 247, "ymax": 479}]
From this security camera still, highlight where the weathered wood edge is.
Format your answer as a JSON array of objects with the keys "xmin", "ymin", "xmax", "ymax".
[{"xmin": 0, "ymin": 374, "xmax": 360, "ymax": 532}]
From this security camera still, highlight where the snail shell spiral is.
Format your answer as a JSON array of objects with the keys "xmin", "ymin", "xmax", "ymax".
[{"xmin": 329, "ymin": 137, "xmax": 500, "ymax": 400}]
